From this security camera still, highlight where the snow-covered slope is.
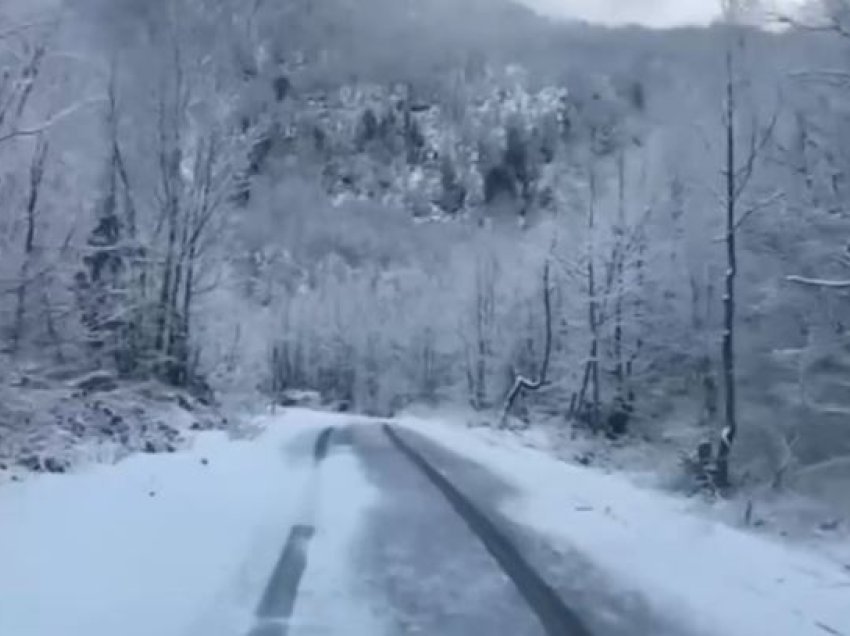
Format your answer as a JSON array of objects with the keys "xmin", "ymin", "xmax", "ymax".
[
  {"xmin": 0, "ymin": 411, "xmax": 340, "ymax": 636},
  {"xmin": 398, "ymin": 414, "xmax": 850, "ymax": 636}
]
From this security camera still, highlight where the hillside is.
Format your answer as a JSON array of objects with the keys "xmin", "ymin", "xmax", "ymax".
[{"xmin": 1, "ymin": 0, "xmax": 849, "ymax": 541}]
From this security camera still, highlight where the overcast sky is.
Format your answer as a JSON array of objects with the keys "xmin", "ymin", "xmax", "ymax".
[{"xmin": 517, "ymin": 0, "xmax": 806, "ymax": 27}]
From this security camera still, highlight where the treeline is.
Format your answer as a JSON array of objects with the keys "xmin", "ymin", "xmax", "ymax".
[{"xmin": 3, "ymin": 0, "xmax": 850, "ymax": 500}]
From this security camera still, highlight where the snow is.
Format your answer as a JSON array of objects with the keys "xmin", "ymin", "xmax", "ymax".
[
  {"xmin": 786, "ymin": 275, "xmax": 850, "ymax": 289},
  {"xmin": 398, "ymin": 414, "xmax": 850, "ymax": 636},
  {"xmin": 0, "ymin": 410, "xmax": 352, "ymax": 636},
  {"xmin": 288, "ymin": 441, "xmax": 387, "ymax": 636},
  {"xmin": 4, "ymin": 405, "xmax": 849, "ymax": 636}
]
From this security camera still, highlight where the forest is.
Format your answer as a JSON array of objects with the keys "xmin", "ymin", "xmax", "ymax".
[{"xmin": 1, "ymin": 0, "xmax": 850, "ymax": 524}]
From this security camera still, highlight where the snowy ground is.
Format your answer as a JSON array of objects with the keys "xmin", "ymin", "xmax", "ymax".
[
  {"xmin": 0, "ymin": 410, "xmax": 368, "ymax": 636},
  {"xmin": 285, "ymin": 435, "xmax": 387, "ymax": 636},
  {"xmin": 3, "ymin": 407, "xmax": 850, "ymax": 636},
  {"xmin": 396, "ymin": 413, "xmax": 850, "ymax": 636}
]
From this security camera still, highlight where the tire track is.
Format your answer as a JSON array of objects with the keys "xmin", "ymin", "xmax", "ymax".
[
  {"xmin": 246, "ymin": 427, "xmax": 334, "ymax": 636},
  {"xmin": 314, "ymin": 427, "xmax": 334, "ymax": 463},
  {"xmin": 383, "ymin": 424, "xmax": 593, "ymax": 636}
]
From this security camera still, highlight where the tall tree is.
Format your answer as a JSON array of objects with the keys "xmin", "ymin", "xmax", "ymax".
[{"xmin": 715, "ymin": 0, "xmax": 779, "ymax": 487}]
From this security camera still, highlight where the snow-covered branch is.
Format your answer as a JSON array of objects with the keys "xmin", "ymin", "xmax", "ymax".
[
  {"xmin": 776, "ymin": 12, "xmax": 850, "ymax": 40},
  {"xmin": 0, "ymin": 96, "xmax": 105, "ymax": 145},
  {"xmin": 786, "ymin": 276, "xmax": 850, "ymax": 289}
]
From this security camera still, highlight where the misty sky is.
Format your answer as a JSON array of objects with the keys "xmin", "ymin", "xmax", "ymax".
[{"xmin": 518, "ymin": 0, "xmax": 805, "ymax": 27}]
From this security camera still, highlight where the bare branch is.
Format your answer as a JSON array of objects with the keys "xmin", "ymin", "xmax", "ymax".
[
  {"xmin": 733, "ymin": 108, "xmax": 779, "ymax": 204},
  {"xmin": 0, "ymin": 96, "xmax": 106, "ymax": 145},
  {"xmin": 786, "ymin": 275, "xmax": 850, "ymax": 289},
  {"xmin": 776, "ymin": 10, "xmax": 850, "ymax": 39},
  {"xmin": 714, "ymin": 191, "xmax": 785, "ymax": 242},
  {"xmin": 790, "ymin": 69, "xmax": 850, "ymax": 83}
]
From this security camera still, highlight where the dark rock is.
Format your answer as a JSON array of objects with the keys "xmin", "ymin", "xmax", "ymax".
[
  {"xmin": 166, "ymin": 444, "xmax": 176, "ymax": 453},
  {"xmin": 575, "ymin": 452, "xmax": 594, "ymax": 466},
  {"xmin": 819, "ymin": 519, "xmax": 842, "ymax": 532},
  {"xmin": 200, "ymin": 458, "xmax": 209, "ymax": 466},
  {"xmin": 190, "ymin": 422, "xmax": 202, "ymax": 431},
  {"xmin": 607, "ymin": 393, "xmax": 634, "ymax": 438},
  {"xmin": 196, "ymin": 393, "xmax": 213, "ymax": 407},
  {"xmin": 189, "ymin": 377, "xmax": 215, "ymax": 406},
  {"xmin": 176, "ymin": 395, "xmax": 193, "ymax": 411},
  {"xmin": 273, "ymin": 75, "xmax": 290, "ymax": 102},
  {"xmin": 143, "ymin": 441, "xmax": 157, "ymax": 454},
  {"xmin": 15, "ymin": 375, "xmax": 50, "ymax": 389},
  {"xmin": 18, "ymin": 456, "xmax": 42, "ymax": 472},
  {"xmin": 75, "ymin": 372, "xmax": 118, "ymax": 394},
  {"xmin": 43, "ymin": 457, "xmax": 67, "ymax": 474},
  {"xmin": 69, "ymin": 419, "xmax": 86, "ymax": 437},
  {"xmin": 148, "ymin": 491, "xmax": 156, "ymax": 497},
  {"xmin": 0, "ymin": 462, "xmax": 7, "ymax": 470}
]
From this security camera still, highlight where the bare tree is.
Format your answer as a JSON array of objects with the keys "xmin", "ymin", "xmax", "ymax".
[
  {"xmin": 572, "ymin": 160, "xmax": 603, "ymax": 431},
  {"xmin": 10, "ymin": 136, "xmax": 49, "ymax": 352},
  {"xmin": 717, "ymin": 11, "xmax": 740, "ymax": 488},
  {"xmin": 715, "ymin": 0, "xmax": 780, "ymax": 488},
  {"xmin": 467, "ymin": 255, "xmax": 497, "ymax": 410},
  {"xmin": 501, "ymin": 260, "xmax": 552, "ymax": 425}
]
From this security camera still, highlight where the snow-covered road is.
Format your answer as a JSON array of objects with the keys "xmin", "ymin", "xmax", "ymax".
[{"xmin": 2, "ymin": 409, "xmax": 849, "ymax": 636}]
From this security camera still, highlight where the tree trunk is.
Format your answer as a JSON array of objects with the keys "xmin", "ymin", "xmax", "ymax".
[
  {"xmin": 11, "ymin": 138, "xmax": 48, "ymax": 354},
  {"xmin": 614, "ymin": 150, "xmax": 626, "ymax": 395},
  {"xmin": 471, "ymin": 257, "xmax": 495, "ymax": 410},
  {"xmin": 502, "ymin": 261, "xmax": 552, "ymax": 424},
  {"xmin": 718, "ymin": 42, "xmax": 739, "ymax": 489},
  {"xmin": 587, "ymin": 166, "xmax": 601, "ymax": 431}
]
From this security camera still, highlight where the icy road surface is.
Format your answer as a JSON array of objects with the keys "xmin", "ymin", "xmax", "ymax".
[{"xmin": 1, "ymin": 409, "xmax": 848, "ymax": 636}]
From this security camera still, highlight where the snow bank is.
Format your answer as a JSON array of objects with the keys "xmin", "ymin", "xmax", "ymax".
[
  {"xmin": 398, "ymin": 415, "xmax": 850, "ymax": 636},
  {"xmin": 0, "ymin": 376, "xmax": 230, "ymax": 479},
  {"xmin": 0, "ymin": 410, "xmax": 336, "ymax": 636}
]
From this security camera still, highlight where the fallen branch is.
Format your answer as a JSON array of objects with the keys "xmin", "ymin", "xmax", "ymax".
[{"xmin": 815, "ymin": 620, "xmax": 845, "ymax": 636}]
